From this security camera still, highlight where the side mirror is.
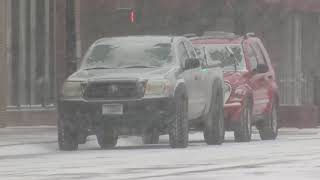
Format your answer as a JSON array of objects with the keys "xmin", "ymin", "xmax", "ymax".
[
  {"xmin": 184, "ymin": 58, "xmax": 200, "ymax": 70},
  {"xmin": 256, "ymin": 64, "xmax": 269, "ymax": 73}
]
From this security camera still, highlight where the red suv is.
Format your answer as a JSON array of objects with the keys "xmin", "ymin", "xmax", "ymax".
[{"xmin": 191, "ymin": 32, "xmax": 279, "ymax": 142}]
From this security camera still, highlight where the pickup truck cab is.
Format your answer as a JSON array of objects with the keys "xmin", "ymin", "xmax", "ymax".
[
  {"xmin": 192, "ymin": 32, "xmax": 279, "ymax": 142},
  {"xmin": 58, "ymin": 36, "xmax": 224, "ymax": 150}
]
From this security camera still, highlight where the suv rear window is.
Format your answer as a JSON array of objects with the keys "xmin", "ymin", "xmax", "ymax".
[{"xmin": 194, "ymin": 44, "xmax": 246, "ymax": 71}]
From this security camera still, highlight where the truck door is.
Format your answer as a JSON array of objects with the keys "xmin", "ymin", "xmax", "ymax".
[
  {"xmin": 177, "ymin": 42, "xmax": 202, "ymax": 119},
  {"xmin": 184, "ymin": 41, "xmax": 207, "ymax": 113}
]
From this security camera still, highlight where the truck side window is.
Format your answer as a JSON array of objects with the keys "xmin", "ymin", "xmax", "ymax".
[
  {"xmin": 183, "ymin": 41, "xmax": 197, "ymax": 58},
  {"xmin": 247, "ymin": 45, "xmax": 258, "ymax": 71},
  {"xmin": 177, "ymin": 42, "xmax": 189, "ymax": 67}
]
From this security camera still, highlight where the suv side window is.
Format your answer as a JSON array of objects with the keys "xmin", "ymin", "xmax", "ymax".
[
  {"xmin": 247, "ymin": 45, "xmax": 258, "ymax": 71},
  {"xmin": 252, "ymin": 42, "xmax": 268, "ymax": 66},
  {"xmin": 177, "ymin": 42, "xmax": 189, "ymax": 67},
  {"xmin": 183, "ymin": 41, "xmax": 197, "ymax": 58}
]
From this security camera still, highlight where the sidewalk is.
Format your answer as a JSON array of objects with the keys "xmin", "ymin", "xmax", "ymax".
[{"xmin": 0, "ymin": 126, "xmax": 57, "ymax": 146}]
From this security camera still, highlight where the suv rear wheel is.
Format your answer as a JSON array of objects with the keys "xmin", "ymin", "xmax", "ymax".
[
  {"xmin": 169, "ymin": 92, "xmax": 189, "ymax": 148},
  {"xmin": 58, "ymin": 118, "xmax": 79, "ymax": 151},
  {"xmin": 259, "ymin": 103, "xmax": 278, "ymax": 140},
  {"xmin": 203, "ymin": 86, "xmax": 225, "ymax": 145},
  {"xmin": 234, "ymin": 98, "xmax": 252, "ymax": 142},
  {"xmin": 96, "ymin": 122, "xmax": 118, "ymax": 149}
]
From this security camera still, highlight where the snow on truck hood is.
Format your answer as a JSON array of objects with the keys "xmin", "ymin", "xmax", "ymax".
[{"xmin": 68, "ymin": 66, "xmax": 176, "ymax": 81}]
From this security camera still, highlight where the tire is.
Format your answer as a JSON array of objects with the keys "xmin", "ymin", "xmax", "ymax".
[
  {"xmin": 234, "ymin": 98, "xmax": 252, "ymax": 142},
  {"xmin": 58, "ymin": 118, "xmax": 79, "ymax": 151},
  {"xmin": 259, "ymin": 103, "xmax": 278, "ymax": 140},
  {"xmin": 96, "ymin": 122, "xmax": 118, "ymax": 149},
  {"xmin": 169, "ymin": 92, "xmax": 189, "ymax": 148},
  {"xmin": 142, "ymin": 128, "xmax": 160, "ymax": 144},
  {"xmin": 203, "ymin": 86, "xmax": 225, "ymax": 145}
]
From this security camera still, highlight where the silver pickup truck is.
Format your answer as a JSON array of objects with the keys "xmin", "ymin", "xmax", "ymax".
[{"xmin": 58, "ymin": 36, "xmax": 225, "ymax": 150}]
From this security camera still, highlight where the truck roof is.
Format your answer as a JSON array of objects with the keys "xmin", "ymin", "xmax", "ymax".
[{"xmin": 94, "ymin": 36, "xmax": 181, "ymax": 45}]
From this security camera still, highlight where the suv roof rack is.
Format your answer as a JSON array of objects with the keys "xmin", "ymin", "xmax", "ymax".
[
  {"xmin": 202, "ymin": 31, "xmax": 239, "ymax": 38},
  {"xmin": 244, "ymin": 32, "xmax": 256, "ymax": 39},
  {"xmin": 184, "ymin": 33, "xmax": 198, "ymax": 38}
]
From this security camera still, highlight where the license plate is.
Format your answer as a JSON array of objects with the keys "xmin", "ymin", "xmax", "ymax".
[{"xmin": 102, "ymin": 104, "xmax": 123, "ymax": 115}]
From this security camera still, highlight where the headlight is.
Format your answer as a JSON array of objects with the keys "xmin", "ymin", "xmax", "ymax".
[
  {"xmin": 144, "ymin": 79, "xmax": 172, "ymax": 97},
  {"xmin": 224, "ymin": 82, "xmax": 232, "ymax": 103},
  {"xmin": 62, "ymin": 81, "xmax": 84, "ymax": 98}
]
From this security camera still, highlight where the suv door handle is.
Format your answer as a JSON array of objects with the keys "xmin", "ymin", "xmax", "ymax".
[{"xmin": 267, "ymin": 75, "xmax": 273, "ymax": 80}]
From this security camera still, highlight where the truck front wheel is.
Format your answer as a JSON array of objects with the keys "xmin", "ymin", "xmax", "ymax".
[{"xmin": 58, "ymin": 118, "xmax": 79, "ymax": 151}]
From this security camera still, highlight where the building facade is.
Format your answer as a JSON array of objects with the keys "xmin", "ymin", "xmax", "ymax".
[{"xmin": 0, "ymin": 0, "xmax": 69, "ymax": 126}]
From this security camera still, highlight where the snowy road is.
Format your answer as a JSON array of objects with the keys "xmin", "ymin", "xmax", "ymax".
[{"xmin": 0, "ymin": 127, "xmax": 320, "ymax": 180}]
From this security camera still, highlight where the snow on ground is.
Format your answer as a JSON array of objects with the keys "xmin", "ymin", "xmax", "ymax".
[{"xmin": 0, "ymin": 127, "xmax": 320, "ymax": 180}]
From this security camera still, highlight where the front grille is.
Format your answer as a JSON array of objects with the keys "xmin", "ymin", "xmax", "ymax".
[{"xmin": 84, "ymin": 81, "xmax": 142, "ymax": 100}]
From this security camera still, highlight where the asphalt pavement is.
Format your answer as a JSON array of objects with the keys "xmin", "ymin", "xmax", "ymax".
[{"xmin": 0, "ymin": 126, "xmax": 320, "ymax": 180}]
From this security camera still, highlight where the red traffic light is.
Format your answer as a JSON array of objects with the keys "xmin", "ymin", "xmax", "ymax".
[{"xmin": 130, "ymin": 10, "xmax": 136, "ymax": 23}]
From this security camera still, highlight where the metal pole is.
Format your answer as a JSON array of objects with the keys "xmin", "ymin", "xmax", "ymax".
[
  {"xmin": 30, "ymin": 0, "xmax": 37, "ymax": 105},
  {"xmin": 18, "ymin": 0, "xmax": 27, "ymax": 107},
  {"xmin": 44, "ymin": 0, "xmax": 51, "ymax": 106},
  {"xmin": 6, "ymin": 0, "xmax": 12, "ymax": 107}
]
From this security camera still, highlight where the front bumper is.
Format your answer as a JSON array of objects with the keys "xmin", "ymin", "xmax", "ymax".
[{"xmin": 58, "ymin": 97, "xmax": 175, "ymax": 129}]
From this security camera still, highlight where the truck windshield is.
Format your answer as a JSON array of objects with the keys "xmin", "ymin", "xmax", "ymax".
[
  {"xmin": 81, "ymin": 42, "xmax": 174, "ymax": 69},
  {"xmin": 196, "ymin": 44, "xmax": 246, "ymax": 71}
]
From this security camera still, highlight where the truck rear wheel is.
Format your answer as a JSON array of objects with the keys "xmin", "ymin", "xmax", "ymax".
[
  {"xmin": 58, "ymin": 118, "xmax": 79, "ymax": 151},
  {"xmin": 143, "ymin": 128, "xmax": 160, "ymax": 144},
  {"xmin": 96, "ymin": 122, "xmax": 118, "ymax": 149},
  {"xmin": 203, "ymin": 86, "xmax": 225, "ymax": 145},
  {"xmin": 234, "ymin": 99, "xmax": 252, "ymax": 142},
  {"xmin": 169, "ymin": 93, "xmax": 189, "ymax": 148}
]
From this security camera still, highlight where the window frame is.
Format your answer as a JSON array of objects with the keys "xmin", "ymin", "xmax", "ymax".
[{"xmin": 177, "ymin": 41, "xmax": 190, "ymax": 68}]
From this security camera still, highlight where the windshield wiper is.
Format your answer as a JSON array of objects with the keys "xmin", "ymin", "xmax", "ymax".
[
  {"xmin": 83, "ymin": 67, "xmax": 118, "ymax": 70},
  {"xmin": 121, "ymin": 65, "xmax": 159, "ymax": 68}
]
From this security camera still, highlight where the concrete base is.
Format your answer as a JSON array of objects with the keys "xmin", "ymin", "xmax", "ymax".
[
  {"xmin": 0, "ymin": 110, "xmax": 57, "ymax": 127},
  {"xmin": 279, "ymin": 105, "xmax": 319, "ymax": 129}
]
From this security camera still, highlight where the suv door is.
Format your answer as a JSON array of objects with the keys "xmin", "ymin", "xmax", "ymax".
[
  {"xmin": 252, "ymin": 41, "xmax": 275, "ymax": 113},
  {"xmin": 246, "ymin": 42, "xmax": 269, "ymax": 116}
]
